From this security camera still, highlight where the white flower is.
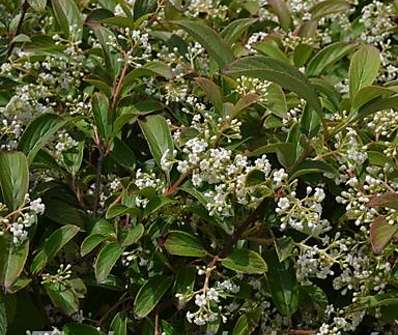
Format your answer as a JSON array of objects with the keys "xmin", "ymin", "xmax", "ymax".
[{"xmin": 29, "ymin": 198, "xmax": 45, "ymax": 215}]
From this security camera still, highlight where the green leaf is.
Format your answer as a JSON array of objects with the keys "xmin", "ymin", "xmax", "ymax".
[
  {"xmin": 195, "ymin": 77, "xmax": 223, "ymax": 113},
  {"xmin": 0, "ymin": 293, "xmax": 6, "ymax": 335},
  {"xmin": 349, "ymin": 45, "xmax": 381, "ymax": 100},
  {"xmin": 81, "ymin": 234, "xmax": 108, "ymax": 257},
  {"xmin": 3, "ymin": 240, "xmax": 29, "ymax": 291},
  {"xmin": 19, "ymin": 113, "xmax": 67, "ymax": 164},
  {"xmin": 301, "ymin": 285, "xmax": 328, "ymax": 312},
  {"xmin": 174, "ymin": 266, "xmax": 196, "ymax": 297},
  {"xmin": 174, "ymin": 20, "xmax": 234, "ymax": 67},
  {"xmin": 289, "ymin": 159, "xmax": 338, "ymax": 180},
  {"xmin": 268, "ymin": 0, "xmax": 293, "ymax": 31},
  {"xmin": 123, "ymin": 61, "xmax": 172, "ymax": 89},
  {"xmin": 164, "ymin": 231, "xmax": 207, "ymax": 257},
  {"xmin": 266, "ymin": 83, "xmax": 287, "ymax": 118},
  {"xmin": 134, "ymin": 0, "xmax": 157, "ymax": 20},
  {"xmin": 51, "ymin": 0, "xmax": 83, "ymax": 40},
  {"xmin": 307, "ymin": 42, "xmax": 356, "ymax": 77},
  {"xmin": 267, "ymin": 251, "xmax": 299, "ymax": 316},
  {"xmin": 44, "ymin": 282, "xmax": 80, "ymax": 316},
  {"xmin": 232, "ymin": 311, "xmax": 260, "ymax": 335},
  {"xmin": 92, "ymin": 92, "xmax": 111, "ymax": 141},
  {"xmin": 221, "ymin": 248, "xmax": 267, "ymax": 274},
  {"xmin": 0, "ymin": 151, "xmax": 29, "ymax": 211},
  {"xmin": 138, "ymin": 114, "xmax": 174, "ymax": 169},
  {"xmin": 254, "ymin": 40, "xmax": 290, "ymax": 64},
  {"xmin": 31, "ymin": 225, "xmax": 80, "ymax": 274},
  {"xmin": 275, "ymin": 237, "xmax": 295, "ymax": 263},
  {"xmin": 300, "ymin": 105, "xmax": 321, "ymax": 138},
  {"xmin": 111, "ymin": 313, "xmax": 128, "ymax": 335},
  {"xmin": 95, "ymin": 242, "xmax": 123, "ymax": 283},
  {"xmin": 64, "ymin": 323, "xmax": 102, "ymax": 335},
  {"xmin": 310, "ymin": 0, "xmax": 351, "ymax": 20},
  {"xmin": 351, "ymin": 86, "xmax": 396, "ymax": 111},
  {"xmin": 122, "ymin": 224, "xmax": 145, "ymax": 247},
  {"xmin": 62, "ymin": 141, "xmax": 84, "ymax": 176},
  {"xmin": 134, "ymin": 275, "xmax": 173, "ymax": 318},
  {"xmin": 370, "ymin": 216, "xmax": 398, "ymax": 254},
  {"xmin": 358, "ymin": 96, "xmax": 398, "ymax": 119},
  {"xmin": 225, "ymin": 56, "xmax": 322, "ymax": 114},
  {"xmin": 221, "ymin": 18, "xmax": 257, "ymax": 45}
]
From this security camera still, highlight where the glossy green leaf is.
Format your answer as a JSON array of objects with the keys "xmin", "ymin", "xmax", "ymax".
[
  {"xmin": 44, "ymin": 282, "xmax": 80, "ymax": 316},
  {"xmin": 134, "ymin": 275, "xmax": 173, "ymax": 318},
  {"xmin": 300, "ymin": 105, "xmax": 321, "ymax": 138},
  {"xmin": 95, "ymin": 242, "xmax": 123, "ymax": 283},
  {"xmin": 92, "ymin": 92, "xmax": 111, "ymax": 141},
  {"xmin": 221, "ymin": 248, "xmax": 267, "ymax": 274},
  {"xmin": 174, "ymin": 20, "xmax": 234, "ymax": 67},
  {"xmin": 138, "ymin": 114, "xmax": 174, "ymax": 169},
  {"xmin": 225, "ymin": 56, "xmax": 322, "ymax": 114},
  {"xmin": 310, "ymin": 0, "xmax": 351, "ymax": 20},
  {"xmin": 81, "ymin": 234, "xmax": 108, "ymax": 257},
  {"xmin": 349, "ymin": 45, "xmax": 381, "ymax": 100},
  {"xmin": 268, "ymin": 0, "xmax": 293, "ymax": 31},
  {"xmin": 307, "ymin": 42, "xmax": 356, "ymax": 76},
  {"xmin": 0, "ymin": 151, "xmax": 29, "ymax": 211},
  {"xmin": 31, "ymin": 225, "xmax": 80, "ymax": 274},
  {"xmin": 267, "ymin": 251, "xmax": 299, "ymax": 316},
  {"xmin": 111, "ymin": 313, "xmax": 128, "ymax": 335},
  {"xmin": 195, "ymin": 77, "xmax": 223, "ymax": 113},
  {"xmin": 51, "ymin": 0, "xmax": 83, "ymax": 40},
  {"xmin": 221, "ymin": 18, "xmax": 257, "ymax": 44},
  {"xmin": 19, "ymin": 113, "xmax": 67, "ymax": 164},
  {"xmin": 164, "ymin": 231, "xmax": 207, "ymax": 257},
  {"xmin": 122, "ymin": 223, "xmax": 145, "ymax": 247}
]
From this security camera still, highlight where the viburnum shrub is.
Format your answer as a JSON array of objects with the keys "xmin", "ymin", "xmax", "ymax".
[{"xmin": 1, "ymin": 0, "xmax": 398, "ymax": 334}]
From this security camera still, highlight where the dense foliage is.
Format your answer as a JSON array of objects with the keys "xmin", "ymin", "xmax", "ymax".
[{"xmin": 1, "ymin": 0, "xmax": 398, "ymax": 334}]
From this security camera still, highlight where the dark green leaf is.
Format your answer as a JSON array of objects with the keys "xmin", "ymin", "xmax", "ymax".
[
  {"xmin": 349, "ymin": 45, "xmax": 381, "ymax": 100},
  {"xmin": 221, "ymin": 248, "xmax": 267, "ymax": 274},
  {"xmin": 0, "ymin": 152, "xmax": 29, "ymax": 211},
  {"xmin": 31, "ymin": 225, "xmax": 80, "ymax": 274},
  {"xmin": 164, "ymin": 231, "xmax": 207, "ymax": 257},
  {"xmin": 267, "ymin": 251, "xmax": 299, "ymax": 316},
  {"xmin": 134, "ymin": 275, "xmax": 173, "ymax": 318},
  {"xmin": 19, "ymin": 113, "xmax": 67, "ymax": 164},
  {"xmin": 138, "ymin": 114, "xmax": 174, "ymax": 169},
  {"xmin": 95, "ymin": 242, "xmax": 123, "ymax": 283},
  {"xmin": 174, "ymin": 20, "xmax": 234, "ymax": 67},
  {"xmin": 225, "ymin": 56, "xmax": 322, "ymax": 114}
]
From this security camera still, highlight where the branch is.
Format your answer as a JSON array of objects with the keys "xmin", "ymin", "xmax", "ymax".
[
  {"xmin": 6, "ymin": 0, "xmax": 29, "ymax": 60},
  {"xmin": 205, "ymin": 197, "xmax": 271, "ymax": 271}
]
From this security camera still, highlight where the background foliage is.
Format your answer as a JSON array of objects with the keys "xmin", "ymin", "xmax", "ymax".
[{"xmin": 1, "ymin": 0, "xmax": 398, "ymax": 334}]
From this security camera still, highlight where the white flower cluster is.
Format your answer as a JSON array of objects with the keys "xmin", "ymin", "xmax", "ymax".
[
  {"xmin": 276, "ymin": 186, "xmax": 329, "ymax": 235},
  {"xmin": 1, "ymin": 197, "xmax": 46, "ymax": 245},
  {"xmin": 366, "ymin": 109, "xmax": 398, "ymax": 139},
  {"xmin": 235, "ymin": 76, "xmax": 271, "ymax": 102},
  {"xmin": 134, "ymin": 168, "xmax": 164, "ymax": 208},
  {"xmin": 41, "ymin": 263, "xmax": 72, "ymax": 284},
  {"xmin": 182, "ymin": 270, "xmax": 240, "ymax": 326}
]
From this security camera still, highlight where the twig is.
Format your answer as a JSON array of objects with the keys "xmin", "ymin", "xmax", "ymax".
[
  {"xmin": 93, "ymin": 148, "xmax": 104, "ymax": 214},
  {"xmin": 288, "ymin": 329, "xmax": 318, "ymax": 335},
  {"xmin": 6, "ymin": 0, "xmax": 29, "ymax": 60},
  {"xmin": 98, "ymin": 292, "xmax": 131, "ymax": 326},
  {"xmin": 154, "ymin": 310, "xmax": 160, "ymax": 335}
]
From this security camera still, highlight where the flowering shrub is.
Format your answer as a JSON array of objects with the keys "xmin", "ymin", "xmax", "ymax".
[{"xmin": 1, "ymin": 0, "xmax": 398, "ymax": 334}]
